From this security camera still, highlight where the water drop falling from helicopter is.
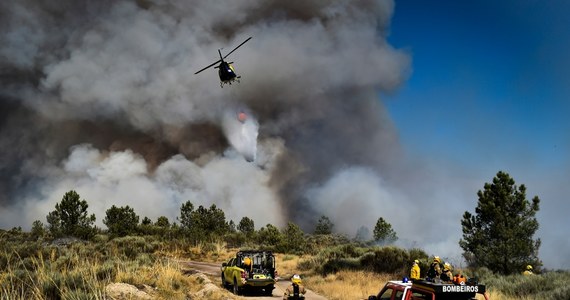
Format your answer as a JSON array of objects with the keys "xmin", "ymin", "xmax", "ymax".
[{"xmin": 221, "ymin": 107, "xmax": 258, "ymax": 162}]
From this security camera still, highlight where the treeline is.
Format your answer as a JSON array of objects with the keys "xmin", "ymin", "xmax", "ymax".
[{"xmin": 22, "ymin": 190, "xmax": 399, "ymax": 254}]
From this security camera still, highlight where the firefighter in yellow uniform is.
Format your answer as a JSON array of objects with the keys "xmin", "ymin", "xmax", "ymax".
[
  {"xmin": 523, "ymin": 265, "xmax": 534, "ymax": 275},
  {"xmin": 426, "ymin": 256, "xmax": 442, "ymax": 280},
  {"xmin": 410, "ymin": 259, "xmax": 421, "ymax": 280},
  {"xmin": 243, "ymin": 256, "xmax": 253, "ymax": 277},
  {"xmin": 284, "ymin": 274, "xmax": 306, "ymax": 299},
  {"xmin": 440, "ymin": 262, "xmax": 453, "ymax": 282}
]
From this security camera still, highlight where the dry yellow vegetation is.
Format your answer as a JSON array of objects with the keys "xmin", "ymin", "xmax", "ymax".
[{"xmin": 303, "ymin": 270, "xmax": 391, "ymax": 300}]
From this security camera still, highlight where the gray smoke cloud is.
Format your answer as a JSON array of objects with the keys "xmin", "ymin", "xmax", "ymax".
[{"xmin": 0, "ymin": 0, "xmax": 422, "ymax": 249}]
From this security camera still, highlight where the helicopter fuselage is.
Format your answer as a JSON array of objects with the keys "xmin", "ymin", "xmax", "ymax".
[
  {"xmin": 217, "ymin": 61, "xmax": 238, "ymax": 82},
  {"xmin": 194, "ymin": 37, "xmax": 251, "ymax": 88}
]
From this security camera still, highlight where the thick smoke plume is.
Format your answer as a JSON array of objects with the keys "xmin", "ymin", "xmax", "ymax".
[{"xmin": 0, "ymin": 0, "xmax": 416, "ymax": 246}]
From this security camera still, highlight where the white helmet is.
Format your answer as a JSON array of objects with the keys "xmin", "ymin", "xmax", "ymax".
[{"xmin": 292, "ymin": 274, "xmax": 302, "ymax": 285}]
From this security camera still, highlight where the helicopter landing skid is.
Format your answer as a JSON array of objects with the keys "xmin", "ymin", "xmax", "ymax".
[{"xmin": 220, "ymin": 78, "xmax": 241, "ymax": 88}]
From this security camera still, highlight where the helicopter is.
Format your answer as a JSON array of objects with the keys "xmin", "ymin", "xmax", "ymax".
[{"xmin": 194, "ymin": 37, "xmax": 252, "ymax": 88}]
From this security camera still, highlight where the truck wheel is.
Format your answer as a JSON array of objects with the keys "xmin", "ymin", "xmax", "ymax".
[
  {"xmin": 221, "ymin": 274, "xmax": 227, "ymax": 288},
  {"xmin": 264, "ymin": 285, "xmax": 274, "ymax": 296},
  {"xmin": 233, "ymin": 278, "xmax": 240, "ymax": 295}
]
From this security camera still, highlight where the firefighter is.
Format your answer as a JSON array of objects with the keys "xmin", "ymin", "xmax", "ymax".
[
  {"xmin": 284, "ymin": 274, "xmax": 306, "ymax": 300},
  {"xmin": 440, "ymin": 262, "xmax": 453, "ymax": 282},
  {"xmin": 426, "ymin": 256, "xmax": 442, "ymax": 280},
  {"xmin": 410, "ymin": 259, "xmax": 421, "ymax": 280},
  {"xmin": 523, "ymin": 265, "xmax": 534, "ymax": 275},
  {"xmin": 243, "ymin": 256, "xmax": 253, "ymax": 277},
  {"xmin": 453, "ymin": 273, "xmax": 466, "ymax": 285}
]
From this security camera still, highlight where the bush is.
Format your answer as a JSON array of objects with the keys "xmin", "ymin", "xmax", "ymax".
[
  {"xmin": 305, "ymin": 234, "xmax": 351, "ymax": 255},
  {"xmin": 321, "ymin": 257, "xmax": 361, "ymax": 275},
  {"xmin": 41, "ymin": 271, "xmax": 64, "ymax": 299},
  {"xmin": 110, "ymin": 236, "xmax": 159, "ymax": 259},
  {"xmin": 359, "ymin": 246, "xmax": 410, "ymax": 275},
  {"xmin": 479, "ymin": 270, "xmax": 570, "ymax": 299},
  {"xmin": 318, "ymin": 244, "xmax": 367, "ymax": 261},
  {"xmin": 298, "ymin": 256, "xmax": 326, "ymax": 272},
  {"xmin": 96, "ymin": 260, "xmax": 116, "ymax": 281},
  {"xmin": 306, "ymin": 245, "xmax": 414, "ymax": 276},
  {"xmin": 64, "ymin": 272, "xmax": 88, "ymax": 292}
]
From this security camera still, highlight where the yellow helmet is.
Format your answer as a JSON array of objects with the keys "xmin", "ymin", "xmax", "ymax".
[
  {"xmin": 244, "ymin": 257, "xmax": 251, "ymax": 266},
  {"xmin": 292, "ymin": 274, "xmax": 302, "ymax": 285},
  {"xmin": 434, "ymin": 256, "xmax": 441, "ymax": 263},
  {"xmin": 526, "ymin": 265, "xmax": 533, "ymax": 270},
  {"xmin": 444, "ymin": 262, "xmax": 452, "ymax": 271},
  {"xmin": 414, "ymin": 259, "xmax": 419, "ymax": 264}
]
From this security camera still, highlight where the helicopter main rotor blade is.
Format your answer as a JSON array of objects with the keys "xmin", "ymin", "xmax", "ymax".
[
  {"xmin": 194, "ymin": 59, "xmax": 221, "ymax": 74},
  {"xmin": 223, "ymin": 37, "xmax": 252, "ymax": 59}
]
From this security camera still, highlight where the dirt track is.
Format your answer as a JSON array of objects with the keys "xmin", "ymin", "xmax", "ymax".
[{"xmin": 181, "ymin": 260, "xmax": 328, "ymax": 300}]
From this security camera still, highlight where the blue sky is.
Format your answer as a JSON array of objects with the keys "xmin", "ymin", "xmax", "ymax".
[
  {"xmin": 384, "ymin": 0, "xmax": 570, "ymax": 268},
  {"xmin": 387, "ymin": 0, "xmax": 569, "ymax": 170}
]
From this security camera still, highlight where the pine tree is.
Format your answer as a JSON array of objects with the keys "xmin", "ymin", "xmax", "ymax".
[
  {"xmin": 103, "ymin": 205, "xmax": 139, "ymax": 237},
  {"xmin": 155, "ymin": 216, "xmax": 170, "ymax": 227},
  {"xmin": 237, "ymin": 217, "xmax": 255, "ymax": 236},
  {"xmin": 256, "ymin": 224, "xmax": 282, "ymax": 247},
  {"xmin": 178, "ymin": 200, "xmax": 194, "ymax": 229},
  {"xmin": 280, "ymin": 222, "xmax": 306, "ymax": 253},
  {"xmin": 460, "ymin": 171, "xmax": 542, "ymax": 274},
  {"xmin": 141, "ymin": 216, "xmax": 152, "ymax": 225},
  {"xmin": 314, "ymin": 215, "xmax": 334, "ymax": 235},
  {"xmin": 31, "ymin": 220, "xmax": 45, "ymax": 239},
  {"xmin": 46, "ymin": 190, "xmax": 96, "ymax": 239},
  {"xmin": 373, "ymin": 217, "xmax": 397, "ymax": 243}
]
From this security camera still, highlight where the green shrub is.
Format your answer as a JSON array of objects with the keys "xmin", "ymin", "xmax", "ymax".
[
  {"xmin": 408, "ymin": 248, "xmax": 428, "ymax": 262},
  {"xmin": 321, "ymin": 258, "xmax": 361, "ymax": 275},
  {"xmin": 359, "ymin": 246, "xmax": 410, "ymax": 275},
  {"xmin": 53, "ymin": 253, "xmax": 73, "ymax": 271},
  {"xmin": 64, "ymin": 272, "xmax": 89, "ymax": 292},
  {"xmin": 475, "ymin": 268, "xmax": 570, "ymax": 300},
  {"xmin": 40, "ymin": 271, "xmax": 64, "ymax": 299},
  {"xmin": 318, "ymin": 244, "xmax": 366, "ymax": 260},
  {"xmin": 282, "ymin": 254, "xmax": 295, "ymax": 261},
  {"xmin": 96, "ymin": 261, "xmax": 116, "ymax": 281},
  {"xmin": 548, "ymin": 284, "xmax": 570, "ymax": 300},
  {"xmin": 201, "ymin": 242, "xmax": 217, "ymax": 253},
  {"xmin": 136, "ymin": 253, "xmax": 154, "ymax": 266},
  {"xmin": 110, "ymin": 236, "xmax": 158, "ymax": 259},
  {"xmin": 304, "ymin": 234, "xmax": 351, "ymax": 255},
  {"xmin": 297, "ymin": 256, "xmax": 325, "ymax": 271}
]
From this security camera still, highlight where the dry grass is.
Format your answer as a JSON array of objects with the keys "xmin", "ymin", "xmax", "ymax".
[
  {"xmin": 3, "ymin": 235, "xmax": 560, "ymax": 300},
  {"xmin": 169, "ymin": 241, "xmax": 236, "ymax": 263},
  {"xmin": 303, "ymin": 270, "xmax": 392, "ymax": 300},
  {"xmin": 115, "ymin": 258, "xmax": 201, "ymax": 299},
  {"xmin": 301, "ymin": 270, "xmax": 530, "ymax": 300},
  {"xmin": 0, "ymin": 242, "xmax": 208, "ymax": 300},
  {"xmin": 480, "ymin": 290, "xmax": 532, "ymax": 300},
  {"xmin": 1, "ymin": 249, "xmax": 106, "ymax": 299},
  {"xmin": 276, "ymin": 253, "xmax": 303, "ymax": 278}
]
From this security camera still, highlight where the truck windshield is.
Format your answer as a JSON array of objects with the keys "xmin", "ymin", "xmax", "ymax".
[{"xmin": 378, "ymin": 287, "xmax": 404, "ymax": 300}]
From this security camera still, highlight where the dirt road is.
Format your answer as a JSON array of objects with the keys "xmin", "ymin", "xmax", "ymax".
[{"xmin": 181, "ymin": 260, "xmax": 328, "ymax": 300}]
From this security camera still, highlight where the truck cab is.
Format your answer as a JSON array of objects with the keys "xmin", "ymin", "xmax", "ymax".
[
  {"xmin": 368, "ymin": 280, "xmax": 489, "ymax": 300},
  {"xmin": 371, "ymin": 280, "xmax": 413, "ymax": 300}
]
